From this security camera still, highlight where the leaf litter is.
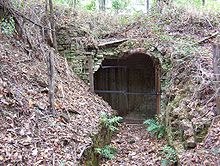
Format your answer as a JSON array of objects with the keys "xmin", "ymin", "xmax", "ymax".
[
  {"xmin": 0, "ymin": 35, "xmax": 114, "ymax": 165},
  {"xmin": 100, "ymin": 123, "xmax": 166, "ymax": 166}
]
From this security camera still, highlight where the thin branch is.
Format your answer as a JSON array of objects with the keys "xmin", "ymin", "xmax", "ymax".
[
  {"xmin": 197, "ymin": 31, "xmax": 219, "ymax": 45},
  {"xmin": 0, "ymin": 2, "xmax": 55, "ymax": 32}
]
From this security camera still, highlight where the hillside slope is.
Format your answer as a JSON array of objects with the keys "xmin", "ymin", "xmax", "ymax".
[{"xmin": 0, "ymin": 34, "xmax": 113, "ymax": 165}]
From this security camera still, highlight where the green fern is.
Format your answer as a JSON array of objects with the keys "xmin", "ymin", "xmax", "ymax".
[
  {"xmin": 1, "ymin": 17, "xmax": 16, "ymax": 36},
  {"xmin": 100, "ymin": 112, "xmax": 123, "ymax": 132},
  {"xmin": 143, "ymin": 118, "xmax": 165, "ymax": 139},
  {"xmin": 95, "ymin": 145, "xmax": 117, "ymax": 160},
  {"xmin": 161, "ymin": 145, "xmax": 177, "ymax": 166}
]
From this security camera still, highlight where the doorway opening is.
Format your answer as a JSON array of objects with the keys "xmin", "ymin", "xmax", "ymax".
[{"xmin": 94, "ymin": 53, "xmax": 161, "ymax": 123}]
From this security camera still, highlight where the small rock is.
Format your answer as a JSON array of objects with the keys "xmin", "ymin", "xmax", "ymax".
[
  {"xmin": 32, "ymin": 149, "xmax": 38, "ymax": 156},
  {"xmin": 186, "ymin": 136, "xmax": 197, "ymax": 149}
]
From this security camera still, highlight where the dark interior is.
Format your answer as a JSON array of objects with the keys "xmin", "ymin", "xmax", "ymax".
[{"xmin": 94, "ymin": 53, "xmax": 160, "ymax": 122}]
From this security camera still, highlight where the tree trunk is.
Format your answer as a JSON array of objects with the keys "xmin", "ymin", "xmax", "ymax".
[
  {"xmin": 45, "ymin": 0, "xmax": 48, "ymax": 13},
  {"xmin": 146, "ymin": 0, "xmax": 149, "ymax": 12},
  {"xmin": 74, "ymin": 0, "xmax": 77, "ymax": 8},
  {"xmin": 213, "ymin": 44, "xmax": 220, "ymax": 115},
  {"xmin": 48, "ymin": 50, "xmax": 56, "ymax": 114},
  {"xmin": 48, "ymin": 0, "xmax": 58, "ymax": 51},
  {"xmin": 99, "ymin": 0, "xmax": 105, "ymax": 11},
  {"xmin": 48, "ymin": 0, "xmax": 56, "ymax": 114}
]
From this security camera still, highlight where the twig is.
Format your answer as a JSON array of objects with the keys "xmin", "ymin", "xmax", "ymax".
[
  {"xmin": 204, "ymin": 115, "xmax": 220, "ymax": 145},
  {"xmin": 0, "ymin": 2, "xmax": 55, "ymax": 32},
  {"xmin": 78, "ymin": 144, "xmax": 91, "ymax": 160},
  {"xmin": 197, "ymin": 31, "xmax": 219, "ymax": 45},
  {"xmin": 205, "ymin": 16, "xmax": 214, "ymax": 29},
  {"xmin": 52, "ymin": 153, "xmax": 55, "ymax": 166},
  {"xmin": 204, "ymin": 87, "xmax": 220, "ymax": 106}
]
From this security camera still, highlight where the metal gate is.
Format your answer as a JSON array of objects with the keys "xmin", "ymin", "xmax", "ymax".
[{"xmin": 94, "ymin": 55, "xmax": 161, "ymax": 120}]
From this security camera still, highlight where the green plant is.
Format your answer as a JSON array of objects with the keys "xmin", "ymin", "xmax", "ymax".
[
  {"xmin": 11, "ymin": 0, "xmax": 25, "ymax": 9},
  {"xmin": 1, "ymin": 17, "xmax": 16, "ymax": 36},
  {"xmin": 112, "ymin": 0, "xmax": 130, "ymax": 12},
  {"xmin": 160, "ymin": 34, "xmax": 173, "ymax": 41},
  {"xmin": 143, "ymin": 118, "xmax": 165, "ymax": 139},
  {"xmin": 84, "ymin": 0, "xmax": 96, "ymax": 11},
  {"xmin": 100, "ymin": 112, "xmax": 122, "ymax": 132},
  {"xmin": 174, "ymin": 0, "xmax": 220, "ymax": 12},
  {"xmin": 119, "ymin": 16, "xmax": 130, "ymax": 25},
  {"xmin": 95, "ymin": 145, "xmax": 116, "ymax": 160},
  {"xmin": 54, "ymin": 0, "xmax": 78, "ymax": 5},
  {"xmin": 161, "ymin": 145, "xmax": 177, "ymax": 166}
]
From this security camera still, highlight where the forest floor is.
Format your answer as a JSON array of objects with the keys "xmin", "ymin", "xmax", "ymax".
[
  {"xmin": 100, "ymin": 118, "xmax": 220, "ymax": 166},
  {"xmin": 1, "ymin": 1, "xmax": 220, "ymax": 165},
  {"xmin": 100, "ymin": 123, "xmax": 166, "ymax": 166}
]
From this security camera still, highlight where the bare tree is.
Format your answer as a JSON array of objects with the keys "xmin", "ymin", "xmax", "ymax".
[
  {"xmin": 48, "ymin": 0, "xmax": 57, "ymax": 51},
  {"xmin": 146, "ymin": 0, "xmax": 150, "ymax": 12},
  {"xmin": 47, "ymin": 0, "xmax": 57, "ymax": 114},
  {"xmin": 69, "ymin": 0, "xmax": 77, "ymax": 8},
  {"xmin": 48, "ymin": 49, "xmax": 56, "ymax": 114},
  {"xmin": 99, "ymin": 0, "xmax": 106, "ymax": 11},
  {"xmin": 74, "ymin": 0, "xmax": 77, "ymax": 8}
]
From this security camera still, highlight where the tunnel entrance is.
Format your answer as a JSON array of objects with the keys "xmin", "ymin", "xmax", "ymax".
[{"xmin": 94, "ymin": 53, "xmax": 161, "ymax": 123}]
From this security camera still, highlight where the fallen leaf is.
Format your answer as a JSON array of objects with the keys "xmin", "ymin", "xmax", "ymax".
[{"xmin": 0, "ymin": 155, "xmax": 4, "ymax": 161}]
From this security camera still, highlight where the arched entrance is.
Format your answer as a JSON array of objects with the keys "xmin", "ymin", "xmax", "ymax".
[{"xmin": 94, "ymin": 53, "xmax": 160, "ymax": 123}]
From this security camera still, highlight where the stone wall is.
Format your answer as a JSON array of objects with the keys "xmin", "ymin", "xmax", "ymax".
[
  {"xmin": 56, "ymin": 22, "xmax": 205, "ymax": 151},
  {"xmin": 57, "ymin": 23, "xmax": 108, "ymax": 84},
  {"xmin": 57, "ymin": 24, "xmax": 164, "ymax": 85}
]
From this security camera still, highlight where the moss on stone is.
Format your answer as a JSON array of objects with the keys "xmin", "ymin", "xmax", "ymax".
[
  {"xmin": 195, "ymin": 125, "xmax": 209, "ymax": 143},
  {"xmin": 82, "ymin": 126, "xmax": 113, "ymax": 166}
]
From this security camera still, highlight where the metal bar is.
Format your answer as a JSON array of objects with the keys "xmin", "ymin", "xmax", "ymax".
[
  {"xmin": 95, "ymin": 90, "xmax": 161, "ymax": 95},
  {"xmin": 101, "ymin": 66, "xmax": 127, "ymax": 69},
  {"xmin": 95, "ymin": 90, "xmax": 125, "ymax": 94},
  {"xmin": 127, "ymin": 92, "xmax": 160, "ymax": 95}
]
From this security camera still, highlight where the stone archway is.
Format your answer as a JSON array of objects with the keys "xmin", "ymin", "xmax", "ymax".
[{"xmin": 94, "ymin": 53, "xmax": 161, "ymax": 123}]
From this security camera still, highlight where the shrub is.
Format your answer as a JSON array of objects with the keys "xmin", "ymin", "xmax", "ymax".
[
  {"xmin": 161, "ymin": 145, "xmax": 177, "ymax": 166},
  {"xmin": 100, "ymin": 112, "xmax": 123, "ymax": 132},
  {"xmin": 95, "ymin": 145, "xmax": 117, "ymax": 160},
  {"xmin": 143, "ymin": 118, "xmax": 165, "ymax": 139}
]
